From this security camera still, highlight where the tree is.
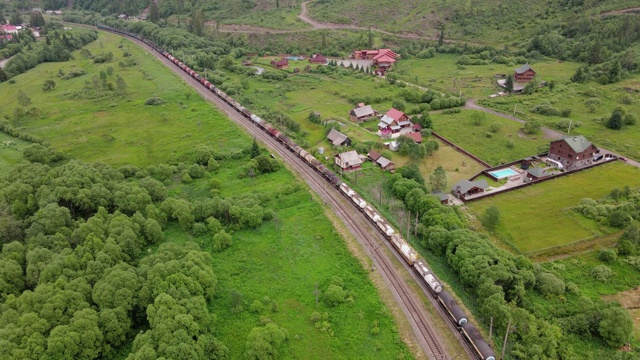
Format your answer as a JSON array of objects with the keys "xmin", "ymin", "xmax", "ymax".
[
  {"xmin": 42, "ymin": 79, "xmax": 56, "ymax": 91},
  {"xmin": 472, "ymin": 111, "xmax": 486, "ymax": 126},
  {"xmin": 391, "ymin": 99, "xmax": 406, "ymax": 112},
  {"xmin": 189, "ymin": 9, "xmax": 205, "ymax": 36},
  {"xmin": 571, "ymin": 66, "xmax": 588, "ymax": 83},
  {"xmin": 149, "ymin": 1, "xmax": 159, "ymax": 23},
  {"xmin": 607, "ymin": 110, "xmax": 624, "ymax": 130},
  {"xmin": 245, "ymin": 323, "xmax": 288, "ymax": 360},
  {"xmin": 599, "ymin": 307, "xmax": 633, "ymax": 347},
  {"xmin": 429, "ymin": 166, "xmax": 447, "ymax": 192},
  {"xmin": 23, "ymin": 144, "xmax": 51, "ymax": 163},
  {"xmin": 482, "ymin": 206, "xmax": 500, "ymax": 231},
  {"xmin": 213, "ymin": 230, "xmax": 232, "ymax": 251},
  {"xmin": 30, "ymin": 11, "xmax": 45, "ymax": 27},
  {"xmin": 10, "ymin": 12, "xmax": 22, "ymax": 25},
  {"xmin": 505, "ymin": 73, "xmax": 514, "ymax": 93},
  {"xmin": 548, "ymin": 80, "xmax": 555, "ymax": 92},
  {"xmin": 438, "ymin": 23, "xmax": 445, "ymax": 46},
  {"xmin": 524, "ymin": 118, "xmax": 542, "ymax": 134},
  {"xmin": 250, "ymin": 138, "xmax": 260, "ymax": 159},
  {"xmin": 115, "ymin": 75, "xmax": 127, "ymax": 95},
  {"xmin": 17, "ymin": 89, "xmax": 31, "ymax": 111}
]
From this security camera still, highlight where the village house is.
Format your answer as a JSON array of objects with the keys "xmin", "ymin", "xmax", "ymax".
[
  {"xmin": 433, "ymin": 191, "xmax": 450, "ymax": 205},
  {"xmin": 548, "ymin": 135, "xmax": 598, "ymax": 170},
  {"xmin": 326, "ymin": 128, "xmax": 351, "ymax": 147},
  {"xmin": 367, "ymin": 150, "xmax": 382, "ymax": 162},
  {"xmin": 309, "ymin": 54, "xmax": 327, "ymax": 64},
  {"xmin": 349, "ymin": 103, "xmax": 377, "ymax": 122},
  {"xmin": 53, "ymin": 10, "xmax": 63, "ymax": 15},
  {"xmin": 404, "ymin": 132, "xmax": 422, "ymax": 144},
  {"xmin": 514, "ymin": 63, "xmax": 536, "ymax": 82},
  {"xmin": 353, "ymin": 48, "xmax": 398, "ymax": 75},
  {"xmin": 525, "ymin": 167, "xmax": 549, "ymax": 181},
  {"xmin": 271, "ymin": 58, "xmax": 289, "ymax": 70},
  {"xmin": 335, "ymin": 150, "xmax": 363, "ymax": 171},
  {"xmin": 451, "ymin": 179, "xmax": 489, "ymax": 200},
  {"xmin": 378, "ymin": 108, "xmax": 412, "ymax": 136},
  {"xmin": 0, "ymin": 25, "xmax": 19, "ymax": 34}
]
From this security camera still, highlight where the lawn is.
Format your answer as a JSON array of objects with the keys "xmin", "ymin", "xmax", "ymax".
[
  {"xmin": 0, "ymin": 132, "xmax": 29, "ymax": 174},
  {"xmin": 468, "ymin": 161, "xmax": 640, "ymax": 254},
  {"xmin": 431, "ymin": 110, "xmax": 550, "ymax": 166},
  {"xmin": 0, "ymin": 31, "xmax": 248, "ymax": 167},
  {"xmin": 161, "ymin": 159, "xmax": 413, "ymax": 359}
]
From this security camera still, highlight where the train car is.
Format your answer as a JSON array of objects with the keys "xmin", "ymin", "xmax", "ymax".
[
  {"xmin": 376, "ymin": 218, "xmax": 395, "ymax": 237},
  {"xmin": 461, "ymin": 323, "xmax": 496, "ymax": 360},
  {"xmin": 350, "ymin": 193, "xmax": 366, "ymax": 209},
  {"xmin": 438, "ymin": 290, "xmax": 468, "ymax": 327},
  {"xmin": 390, "ymin": 234, "xmax": 417, "ymax": 265},
  {"xmin": 340, "ymin": 183, "xmax": 355, "ymax": 197},
  {"xmin": 326, "ymin": 171, "xmax": 342, "ymax": 188},
  {"xmin": 413, "ymin": 261, "xmax": 442, "ymax": 294},
  {"xmin": 364, "ymin": 206, "xmax": 381, "ymax": 222}
]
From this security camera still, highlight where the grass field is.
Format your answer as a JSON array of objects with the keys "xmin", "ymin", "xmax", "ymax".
[
  {"xmin": 468, "ymin": 161, "xmax": 640, "ymax": 254},
  {"xmin": 223, "ymin": 7, "xmax": 311, "ymax": 30},
  {"xmin": 0, "ymin": 132, "xmax": 28, "ymax": 173},
  {"xmin": 432, "ymin": 110, "xmax": 550, "ymax": 166},
  {"xmin": 0, "ymin": 31, "xmax": 248, "ymax": 167},
  {"xmin": 161, "ymin": 158, "xmax": 413, "ymax": 359}
]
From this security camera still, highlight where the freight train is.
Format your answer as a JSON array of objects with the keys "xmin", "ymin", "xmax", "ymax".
[{"xmin": 96, "ymin": 23, "xmax": 496, "ymax": 360}]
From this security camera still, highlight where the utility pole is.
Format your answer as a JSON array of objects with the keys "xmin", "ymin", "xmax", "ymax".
[
  {"xmin": 500, "ymin": 319, "xmax": 512, "ymax": 360},
  {"xmin": 567, "ymin": 120, "xmax": 572, "ymax": 135},
  {"xmin": 513, "ymin": 103, "xmax": 518, "ymax": 116}
]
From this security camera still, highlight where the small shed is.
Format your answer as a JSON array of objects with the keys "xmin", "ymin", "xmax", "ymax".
[
  {"xmin": 327, "ymin": 129, "xmax": 351, "ymax": 147},
  {"xmin": 432, "ymin": 191, "xmax": 449, "ymax": 205},
  {"xmin": 309, "ymin": 54, "xmax": 328, "ymax": 64},
  {"xmin": 335, "ymin": 150, "xmax": 362, "ymax": 171},
  {"xmin": 388, "ymin": 141, "xmax": 399, "ymax": 152},
  {"xmin": 367, "ymin": 150, "xmax": 382, "ymax": 162},
  {"xmin": 376, "ymin": 157, "xmax": 395, "ymax": 172},
  {"xmin": 526, "ymin": 167, "xmax": 548, "ymax": 181}
]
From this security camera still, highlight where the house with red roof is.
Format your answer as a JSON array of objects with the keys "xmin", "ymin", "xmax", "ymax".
[
  {"xmin": 377, "ymin": 108, "xmax": 412, "ymax": 136},
  {"xmin": 271, "ymin": 58, "xmax": 289, "ymax": 70},
  {"xmin": 0, "ymin": 25, "xmax": 19, "ymax": 34},
  {"xmin": 353, "ymin": 48, "xmax": 398, "ymax": 75},
  {"xmin": 309, "ymin": 54, "xmax": 327, "ymax": 64},
  {"xmin": 404, "ymin": 132, "xmax": 423, "ymax": 144}
]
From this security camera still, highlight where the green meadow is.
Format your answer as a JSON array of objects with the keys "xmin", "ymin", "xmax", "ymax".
[
  {"xmin": 0, "ymin": 132, "xmax": 28, "ymax": 173},
  {"xmin": 468, "ymin": 161, "xmax": 640, "ymax": 254},
  {"xmin": 0, "ymin": 31, "xmax": 248, "ymax": 167}
]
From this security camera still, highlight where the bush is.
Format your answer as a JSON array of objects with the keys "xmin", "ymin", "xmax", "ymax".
[
  {"xmin": 145, "ymin": 97, "xmax": 166, "ymax": 105},
  {"xmin": 531, "ymin": 104, "xmax": 559, "ymax": 116},
  {"xmin": 560, "ymin": 109, "xmax": 572, "ymax": 117},
  {"xmin": 624, "ymin": 114, "xmax": 637, "ymax": 126},
  {"xmin": 489, "ymin": 123, "xmax": 501, "ymax": 133},
  {"xmin": 536, "ymin": 272, "xmax": 565, "ymax": 296},
  {"xmin": 590, "ymin": 265, "xmax": 612, "ymax": 282},
  {"xmin": 598, "ymin": 248, "xmax": 617, "ymax": 263}
]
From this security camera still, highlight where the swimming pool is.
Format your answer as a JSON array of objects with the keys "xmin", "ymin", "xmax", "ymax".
[
  {"xmin": 286, "ymin": 56, "xmax": 302, "ymax": 60},
  {"xmin": 489, "ymin": 168, "xmax": 518, "ymax": 179}
]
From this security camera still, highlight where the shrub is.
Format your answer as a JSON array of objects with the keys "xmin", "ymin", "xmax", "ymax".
[
  {"xmin": 560, "ymin": 109, "xmax": 572, "ymax": 117},
  {"xmin": 598, "ymin": 248, "xmax": 617, "ymax": 263},
  {"xmin": 145, "ymin": 97, "xmax": 166, "ymax": 105},
  {"xmin": 590, "ymin": 265, "xmax": 612, "ymax": 282},
  {"xmin": 536, "ymin": 272, "xmax": 565, "ymax": 296},
  {"xmin": 250, "ymin": 300, "xmax": 264, "ymax": 313},
  {"xmin": 623, "ymin": 114, "xmax": 637, "ymax": 126},
  {"xmin": 489, "ymin": 123, "xmax": 501, "ymax": 133},
  {"xmin": 531, "ymin": 104, "xmax": 559, "ymax": 116}
]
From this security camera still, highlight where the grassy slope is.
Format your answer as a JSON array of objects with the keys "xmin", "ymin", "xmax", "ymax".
[
  {"xmin": 0, "ymin": 132, "xmax": 29, "ymax": 173},
  {"xmin": 432, "ymin": 110, "xmax": 549, "ymax": 166},
  {"xmin": 162, "ymin": 162, "xmax": 412, "ymax": 359},
  {"xmin": 0, "ymin": 31, "xmax": 247, "ymax": 167},
  {"xmin": 468, "ymin": 161, "xmax": 640, "ymax": 253}
]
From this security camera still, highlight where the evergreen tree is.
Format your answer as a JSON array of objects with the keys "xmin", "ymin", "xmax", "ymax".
[
  {"xmin": 571, "ymin": 66, "xmax": 588, "ymax": 83},
  {"xmin": 115, "ymin": 75, "xmax": 127, "ymax": 95},
  {"xmin": 149, "ymin": 1, "xmax": 159, "ymax": 23},
  {"xmin": 189, "ymin": 9, "xmax": 205, "ymax": 36},
  {"xmin": 10, "ymin": 12, "xmax": 22, "ymax": 25},
  {"xmin": 429, "ymin": 166, "xmax": 447, "ymax": 192},
  {"xmin": 607, "ymin": 110, "xmax": 624, "ymax": 130},
  {"xmin": 17, "ymin": 89, "xmax": 31, "ymax": 110},
  {"xmin": 505, "ymin": 73, "xmax": 514, "ymax": 93},
  {"xmin": 250, "ymin": 138, "xmax": 260, "ymax": 159}
]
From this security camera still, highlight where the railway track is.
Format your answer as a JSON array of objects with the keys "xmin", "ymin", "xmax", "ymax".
[{"xmin": 85, "ymin": 25, "xmax": 477, "ymax": 359}]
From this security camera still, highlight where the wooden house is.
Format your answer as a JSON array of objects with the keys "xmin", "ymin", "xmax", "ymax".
[
  {"xmin": 335, "ymin": 150, "xmax": 362, "ymax": 171},
  {"xmin": 548, "ymin": 135, "xmax": 598, "ymax": 170},
  {"xmin": 378, "ymin": 108, "xmax": 410, "ymax": 134},
  {"xmin": 514, "ymin": 64, "xmax": 536, "ymax": 82},
  {"xmin": 376, "ymin": 157, "xmax": 395, "ymax": 172},
  {"xmin": 327, "ymin": 129, "xmax": 351, "ymax": 147},
  {"xmin": 271, "ymin": 58, "xmax": 289, "ymax": 70},
  {"xmin": 309, "ymin": 54, "xmax": 328, "ymax": 64},
  {"xmin": 350, "ymin": 104, "xmax": 377, "ymax": 121},
  {"xmin": 367, "ymin": 150, "xmax": 382, "ymax": 162},
  {"xmin": 452, "ymin": 179, "xmax": 489, "ymax": 200},
  {"xmin": 404, "ymin": 132, "xmax": 422, "ymax": 144}
]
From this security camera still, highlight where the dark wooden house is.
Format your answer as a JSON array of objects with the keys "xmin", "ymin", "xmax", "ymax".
[
  {"xmin": 271, "ymin": 58, "xmax": 289, "ymax": 70},
  {"xmin": 514, "ymin": 63, "xmax": 536, "ymax": 82},
  {"xmin": 548, "ymin": 135, "xmax": 598, "ymax": 170}
]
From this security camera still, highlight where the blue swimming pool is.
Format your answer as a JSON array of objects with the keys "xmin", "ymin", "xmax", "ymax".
[
  {"xmin": 489, "ymin": 168, "xmax": 518, "ymax": 179},
  {"xmin": 286, "ymin": 56, "xmax": 302, "ymax": 60}
]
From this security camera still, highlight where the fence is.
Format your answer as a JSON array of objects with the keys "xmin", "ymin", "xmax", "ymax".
[{"xmin": 462, "ymin": 158, "xmax": 620, "ymax": 203}]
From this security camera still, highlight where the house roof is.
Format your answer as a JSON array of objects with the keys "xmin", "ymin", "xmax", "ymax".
[
  {"xmin": 413, "ymin": 123, "xmax": 422, "ymax": 131},
  {"xmin": 526, "ymin": 167, "xmax": 547, "ymax": 178},
  {"xmin": 377, "ymin": 157, "xmax": 393, "ymax": 168},
  {"xmin": 375, "ymin": 55, "xmax": 397, "ymax": 63},
  {"xmin": 398, "ymin": 120, "xmax": 412, "ymax": 127},
  {"xmin": 309, "ymin": 54, "xmax": 327, "ymax": 63},
  {"xmin": 390, "ymin": 125, "xmax": 401, "ymax": 131},
  {"xmin": 373, "ymin": 49, "xmax": 396, "ymax": 60},
  {"xmin": 1, "ymin": 25, "xmax": 18, "ymax": 32},
  {"xmin": 327, "ymin": 128, "xmax": 349, "ymax": 146},
  {"xmin": 515, "ymin": 63, "xmax": 534, "ymax": 74},
  {"xmin": 385, "ymin": 108, "xmax": 406, "ymax": 122},
  {"xmin": 432, "ymin": 191, "xmax": 449, "ymax": 202},
  {"xmin": 337, "ymin": 150, "xmax": 362, "ymax": 166},
  {"xmin": 272, "ymin": 58, "xmax": 288, "ymax": 66},
  {"xmin": 405, "ymin": 132, "xmax": 422, "ymax": 143},
  {"xmin": 368, "ymin": 150, "xmax": 382, "ymax": 161},
  {"xmin": 352, "ymin": 105, "xmax": 375, "ymax": 118},
  {"xmin": 557, "ymin": 135, "xmax": 593, "ymax": 153},
  {"xmin": 452, "ymin": 179, "xmax": 489, "ymax": 194}
]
